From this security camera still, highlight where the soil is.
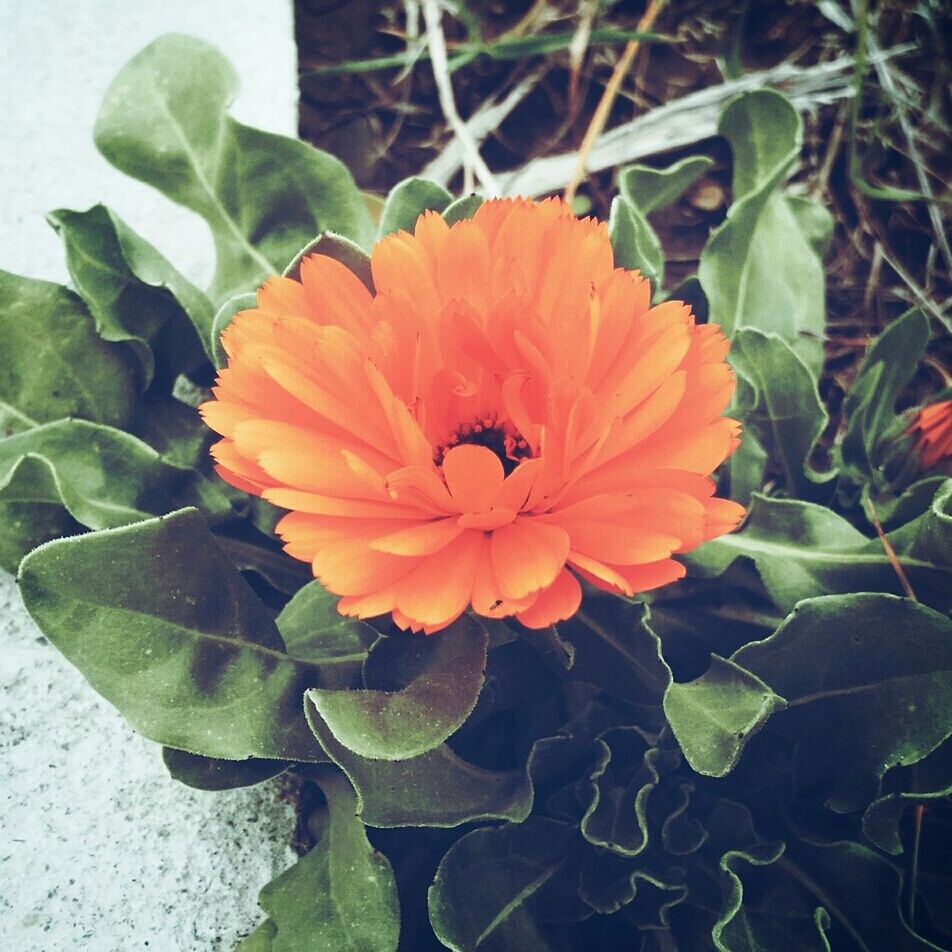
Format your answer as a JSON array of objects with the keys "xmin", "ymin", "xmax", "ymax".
[{"xmin": 293, "ymin": 0, "xmax": 950, "ymax": 435}]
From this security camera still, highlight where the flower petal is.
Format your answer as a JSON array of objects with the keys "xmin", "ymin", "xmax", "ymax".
[
  {"xmin": 393, "ymin": 529, "xmax": 484, "ymax": 628},
  {"xmin": 563, "ymin": 523, "xmax": 681, "ymax": 566},
  {"xmin": 516, "ymin": 569, "xmax": 582, "ymax": 629},
  {"xmin": 299, "ymin": 254, "xmax": 374, "ymax": 333},
  {"xmin": 387, "ymin": 465, "xmax": 455, "ymax": 514},
  {"xmin": 263, "ymin": 488, "xmax": 423, "ymax": 520},
  {"xmin": 203, "ymin": 197, "xmax": 742, "ymax": 633},
  {"xmin": 313, "ymin": 539, "xmax": 415, "ymax": 596},
  {"xmin": 491, "ymin": 517, "xmax": 570, "ymax": 599},
  {"xmin": 471, "ymin": 536, "xmax": 538, "ymax": 618},
  {"xmin": 370, "ymin": 518, "xmax": 466, "ymax": 556},
  {"xmin": 492, "ymin": 458, "xmax": 543, "ymax": 513},
  {"xmin": 441, "ymin": 444, "xmax": 506, "ymax": 513}
]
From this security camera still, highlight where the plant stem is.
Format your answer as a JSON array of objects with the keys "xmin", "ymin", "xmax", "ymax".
[
  {"xmin": 777, "ymin": 855, "xmax": 869, "ymax": 951},
  {"xmin": 908, "ymin": 803, "xmax": 924, "ymax": 928},
  {"xmin": 863, "ymin": 496, "xmax": 917, "ymax": 601}
]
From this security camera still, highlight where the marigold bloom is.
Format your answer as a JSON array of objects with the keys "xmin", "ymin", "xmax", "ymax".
[
  {"xmin": 908, "ymin": 399, "xmax": 952, "ymax": 473},
  {"xmin": 201, "ymin": 198, "xmax": 743, "ymax": 633}
]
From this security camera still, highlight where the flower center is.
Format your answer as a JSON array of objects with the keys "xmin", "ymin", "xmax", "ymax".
[{"xmin": 436, "ymin": 414, "xmax": 532, "ymax": 476}]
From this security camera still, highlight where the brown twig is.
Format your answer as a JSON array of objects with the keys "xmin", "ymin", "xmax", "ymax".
[
  {"xmin": 813, "ymin": 101, "xmax": 848, "ymax": 200},
  {"xmin": 864, "ymin": 497, "xmax": 917, "ymax": 601},
  {"xmin": 563, "ymin": 0, "xmax": 665, "ymax": 205}
]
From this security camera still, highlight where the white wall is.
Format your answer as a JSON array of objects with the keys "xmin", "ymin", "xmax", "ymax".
[
  {"xmin": 1, "ymin": 0, "xmax": 299, "ymax": 286},
  {"xmin": 0, "ymin": 3, "xmax": 301, "ymax": 949}
]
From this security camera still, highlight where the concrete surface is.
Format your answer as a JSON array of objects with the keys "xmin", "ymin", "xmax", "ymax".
[{"xmin": 0, "ymin": 3, "xmax": 301, "ymax": 949}]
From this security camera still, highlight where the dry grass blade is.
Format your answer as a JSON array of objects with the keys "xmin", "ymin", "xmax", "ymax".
[
  {"xmin": 563, "ymin": 0, "xmax": 666, "ymax": 205},
  {"xmin": 422, "ymin": 71, "xmax": 541, "ymax": 187},
  {"xmin": 422, "ymin": 0, "xmax": 499, "ymax": 195},
  {"xmin": 499, "ymin": 46, "xmax": 913, "ymax": 198},
  {"xmin": 567, "ymin": 0, "xmax": 599, "ymax": 115},
  {"xmin": 869, "ymin": 33, "xmax": 952, "ymax": 284}
]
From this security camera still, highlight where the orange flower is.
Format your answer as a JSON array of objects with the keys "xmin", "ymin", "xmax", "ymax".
[
  {"xmin": 908, "ymin": 399, "xmax": 952, "ymax": 473},
  {"xmin": 201, "ymin": 198, "xmax": 743, "ymax": 633}
]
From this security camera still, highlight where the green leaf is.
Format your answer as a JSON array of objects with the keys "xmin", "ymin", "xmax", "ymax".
[
  {"xmin": 620, "ymin": 874, "xmax": 690, "ymax": 931},
  {"xmin": 779, "ymin": 839, "xmax": 943, "ymax": 951},
  {"xmin": 862, "ymin": 739, "xmax": 952, "ymax": 854},
  {"xmin": 730, "ymin": 329, "xmax": 832, "ymax": 497},
  {"xmin": 258, "ymin": 767, "xmax": 400, "ymax": 952},
  {"xmin": 687, "ymin": 484, "xmax": 952, "ymax": 614},
  {"xmin": 0, "ymin": 418, "xmax": 228, "ymax": 529},
  {"xmin": 664, "ymin": 655, "xmax": 787, "ymax": 778},
  {"xmin": 884, "ymin": 479, "xmax": 952, "ymax": 610},
  {"xmin": 661, "ymin": 783, "xmax": 709, "ymax": 856},
  {"xmin": 305, "ymin": 618, "xmax": 488, "ymax": 760},
  {"xmin": 580, "ymin": 726, "xmax": 670, "ymax": 857},
  {"xmin": 305, "ymin": 691, "xmax": 531, "ymax": 827},
  {"xmin": 0, "ymin": 270, "xmax": 137, "ymax": 434},
  {"xmin": 48, "ymin": 204, "xmax": 213, "ymax": 378},
  {"xmin": 609, "ymin": 196, "xmax": 663, "ymax": 290},
  {"xmin": 94, "ymin": 34, "xmax": 373, "ymax": 303},
  {"xmin": 162, "ymin": 747, "xmax": 288, "ymax": 790},
  {"xmin": 428, "ymin": 818, "xmax": 573, "ymax": 952},
  {"xmin": 235, "ymin": 920, "xmax": 277, "ymax": 952},
  {"xmin": 714, "ymin": 849, "xmax": 832, "ymax": 952},
  {"xmin": 282, "ymin": 232, "xmax": 374, "ymax": 290},
  {"xmin": 579, "ymin": 853, "xmax": 684, "ymax": 919},
  {"xmin": 725, "ymin": 426, "xmax": 769, "ymax": 506},
  {"xmin": 210, "ymin": 233, "xmax": 375, "ymax": 369},
  {"xmin": 874, "ymin": 476, "xmax": 948, "ymax": 530},
  {"xmin": 18, "ymin": 509, "xmax": 341, "ymax": 762},
  {"xmin": 522, "ymin": 699, "xmax": 614, "ymax": 794},
  {"xmin": 276, "ymin": 580, "xmax": 377, "ymax": 673},
  {"xmin": 609, "ymin": 157, "xmax": 712, "ymax": 293},
  {"xmin": 619, "ymin": 155, "xmax": 714, "ymax": 214},
  {"xmin": 704, "ymin": 799, "xmax": 788, "ymax": 952},
  {"xmin": 646, "ymin": 573, "xmax": 783, "ymax": 683},
  {"xmin": 719, "ymin": 92, "xmax": 797, "ymax": 203},
  {"xmin": 211, "ymin": 292, "xmax": 257, "ymax": 369},
  {"xmin": 698, "ymin": 91, "xmax": 825, "ymax": 376},
  {"xmin": 0, "ymin": 454, "xmax": 79, "ymax": 575},
  {"xmin": 443, "ymin": 194, "xmax": 484, "ymax": 225},
  {"xmin": 839, "ymin": 307, "xmax": 931, "ymax": 490},
  {"xmin": 378, "ymin": 177, "xmax": 453, "ymax": 238},
  {"xmin": 363, "ymin": 191, "xmax": 386, "ymax": 228},
  {"xmin": 558, "ymin": 599, "xmax": 671, "ymax": 709},
  {"xmin": 734, "ymin": 594, "xmax": 952, "ymax": 812},
  {"xmin": 212, "ymin": 530, "xmax": 313, "ymax": 596},
  {"xmin": 785, "ymin": 195, "xmax": 834, "ymax": 258},
  {"xmin": 513, "ymin": 839, "xmax": 592, "ymax": 926},
  {"xmin": 0, "ymin": 419, "xmax": 231, "ymax": 570},
  {"xmin": 130, "ymin": 395, "xmax": 213, "ymax": 470}
]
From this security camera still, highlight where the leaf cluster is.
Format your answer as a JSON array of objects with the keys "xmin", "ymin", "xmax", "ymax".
[{"xmin": 3, "ymin": 35, "xmax": 951, "ymax": 952}]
